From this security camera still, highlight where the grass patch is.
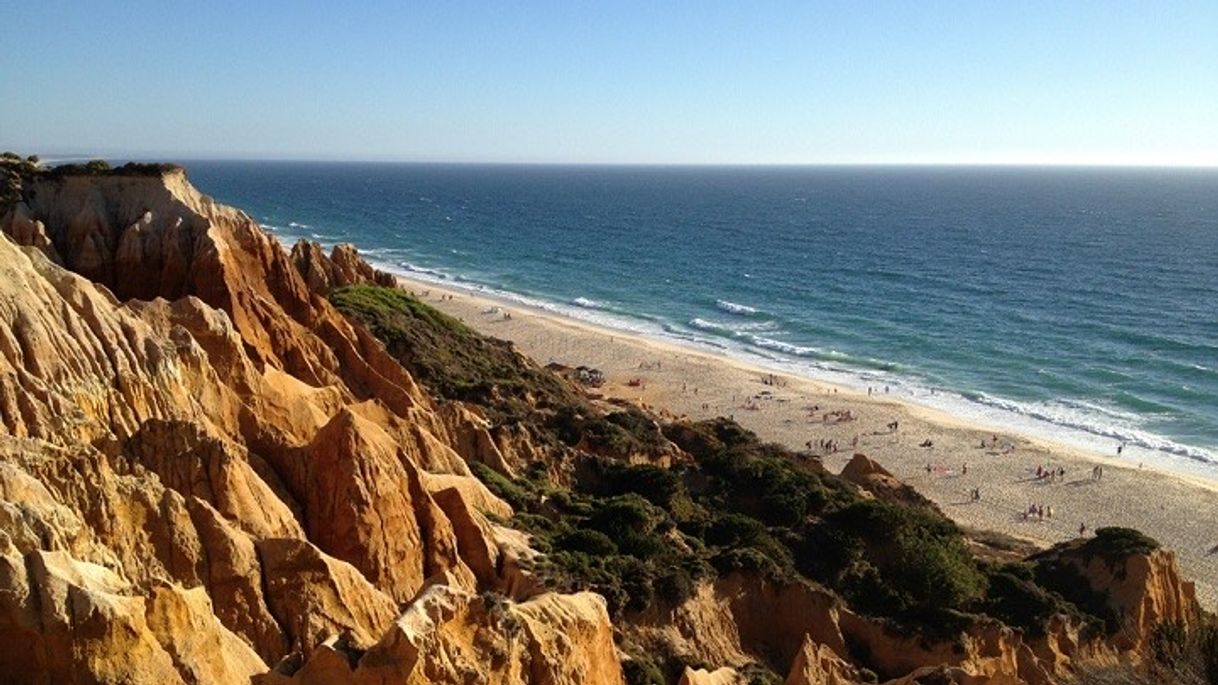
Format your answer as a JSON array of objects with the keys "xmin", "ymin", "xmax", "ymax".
[{"xmin": 330, "ymin": 285, "xmax": 574, "ymax": 416}]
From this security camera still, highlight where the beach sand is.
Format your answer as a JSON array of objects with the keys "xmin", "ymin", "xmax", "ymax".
[{"xmin": 394, "ymin": 276, "xmax": 1217, "ymax": 607}]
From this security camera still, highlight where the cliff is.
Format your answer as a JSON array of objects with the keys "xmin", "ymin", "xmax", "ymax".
[
  {"xmin": 0, "ymin": 158, "xmax": 1209, "ymax": 684},
  {"xmin": 0, "ymin": 161, "xmax": 621, "ymax": 684}
]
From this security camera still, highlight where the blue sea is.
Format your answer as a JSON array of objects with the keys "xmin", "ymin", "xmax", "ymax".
[{"xmin": 185, "ymin": 162, "xmax": 1218, "ymax": 478}]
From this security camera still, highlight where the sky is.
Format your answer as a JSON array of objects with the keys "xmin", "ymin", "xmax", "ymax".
[{"xmin": 2, "ymin": 1, "xmax": 1216, "ymax": 165}]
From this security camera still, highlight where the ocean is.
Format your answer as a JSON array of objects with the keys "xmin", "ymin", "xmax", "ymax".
[{"xmin": 185, "ymin": 161, "xmax": 1218, "ymax": 478}]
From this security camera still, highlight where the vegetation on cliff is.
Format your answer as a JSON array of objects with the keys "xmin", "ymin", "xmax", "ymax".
[
  {"xmin": 330, "ymin": 283, "xmax": 1191, "ymax": 683},
  {"xmin": 331, "ymin": 284, "xmax": 570, "ymax": 411},
  {"xmin": 331, "ymin": 283, "xmax": 672, "ymax": 460},
  {"xmin": 2, "ymin": 154, "xmax": 182, "ymax": 212},
  {"xmin": 1072, "ymin": 618, "xmax": 1218, "ymax": 684}
]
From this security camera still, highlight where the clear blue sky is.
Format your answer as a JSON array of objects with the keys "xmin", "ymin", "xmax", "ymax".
[{"xmin": 3, "ymin": 1, "xmax": 1216, "ymax": 165}]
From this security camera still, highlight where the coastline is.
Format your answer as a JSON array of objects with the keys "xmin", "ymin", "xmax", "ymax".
[{"xmin": 385, "ymin": 270, "xmax": 1218, "ymax": 608}]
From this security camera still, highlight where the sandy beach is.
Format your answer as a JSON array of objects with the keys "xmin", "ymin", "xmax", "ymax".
[{"xmin": 392, "ymin": 275, "xmax": 1218, "ymax": 607}]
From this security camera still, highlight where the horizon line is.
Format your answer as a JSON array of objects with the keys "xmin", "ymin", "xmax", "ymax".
[{"xmin": 14, "ymin": 150, "xmax": 1218, "ymax": 170}]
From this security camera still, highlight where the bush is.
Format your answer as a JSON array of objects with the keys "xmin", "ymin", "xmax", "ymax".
[
  {"xmin": 826, "ymin": 499, "xmax": 985, "ymax": 616},
  {"xmin": 469, "ymin": 462, "xmax": 530, "ymax": 511},
  {"xmin": 711, "ymin": 547, "xmax": 784, "ymax": 577},
  {"xmin": 654, "ymin": 566, "xmax": 695, "ymax": 605},
  {"xmin": 330, "ymin": 285, "xmax": 575, "ymax": 417},
  {"xmin": 622, "ymin": 657, "xmax": 666, "ymax": 685},
  {"xmin": 1084, "ymin": 527, "xmax": 1161, "ymax": 565},
  {"xmin": 592, "ymin": 460, "xmax": 682, "ymax": 507},
  {"xmin": 564, "ymin": 407, "xmax": 670, "ymax": 457},
  {"xmin": 981, "ymin": 568, "xmax": 1092, "ymax": 637},
  {"xmin": 556, "ymin": 529, "xmax": 617, "ymax": 556},
  {"xmin": 704, "ymin": 513, "xmax": 766, "ymax": 548},
  {"xmin": 1032, "ymin": 557, "xmax": 1121, "ymax": 633},
  {"xmin": 588, "ymin": 495, "xmax": 656, "ymax": 539},
  {"xmin": 1070, "ymin": 621, "xmax": 1218, "ymax": 684},
  {"xmin": 740, "ymin": 663, "xmax": 783, "ymax": 685}
]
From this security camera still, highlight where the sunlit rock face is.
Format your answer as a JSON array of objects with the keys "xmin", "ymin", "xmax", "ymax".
[{"xmin": 0, "ymin": 167, "xmax": 623, "ymax": 684}]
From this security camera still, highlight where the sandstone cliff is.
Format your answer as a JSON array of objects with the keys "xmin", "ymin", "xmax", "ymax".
[{"xmin": 0, "ymin": 163, "xmax": 622, "ymax": 684}]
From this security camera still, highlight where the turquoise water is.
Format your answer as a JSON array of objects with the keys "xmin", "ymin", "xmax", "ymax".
[{"xmin": 187, "ymin": 162, "xmax": 1218, "ymax": 476}]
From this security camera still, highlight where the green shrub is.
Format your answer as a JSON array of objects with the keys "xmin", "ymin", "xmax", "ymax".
[
  {"xmin": 826, "ymin": 499, "xmax": 985, "ymax": 616},
  {"xmin": 560, "ymin": 407, "xmax": 669, "ymax": 457},
  {"xmin": 1032, "ymin": 557, "xmax": 1121, "ymax": 633},
  {"xmin": 592, "ymin": 460, "xmax": 682, "ymax": 507},
  {"xmin": 740, "ymin": 663, "xmax": 783, "ymax": 685},
  {"xmin": 704, "ymin": 513, "xmax": 766, "ymax": 548},
  {"xmin": 654, "ymin": 566, "xmax": 695, "ymax": 604},
  {"xmin": 556, "ymin": 529, "xmax": 618, "ymax": 555},
  {"xmin": 1084, "ymin": 527, "xmax": 1161, "ymax": 565},
  {"xmin": 711, "ymin": 547, "xmax": 784, "ymax": 577},
  {"xmin": 469, "ymin": 462, "xmax": 531, "ymax": 511},
  {"xmin": 622, "ymin": 657, "xmax": 666, "ymax": 685},
  {"xmin": 330, "ymin": 285, "xmax": 575, "ymax": 417},
  {"xmin": 588, "ymin": 495, "xmax": 657, "ymax": 539},
  {"xmin": 981, "ymin": 568, "xmax": 1093, "ymax": 637}
]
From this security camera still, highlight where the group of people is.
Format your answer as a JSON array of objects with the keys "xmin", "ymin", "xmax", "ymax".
[
  {"xmin": 1023, "ymin": 502, "xmax": 1054, "ymax": 521},
  {"xmin": 821, "ymin": 409, "xmax": 856, "ymax": 423},
  {"xmin": 1035, "ymin": 464, "xmax": 1066, "ymax": 482},
  {"xmin": 806, "ymin": 438, "xmax": 841, "ymax": 453}
]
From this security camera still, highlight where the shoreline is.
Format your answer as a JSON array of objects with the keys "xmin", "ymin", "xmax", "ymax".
[
  {"xmin": 375, "ymin": 265, "xmax": 1217, "ymax": 485},
  {"xmin": 384, "ymin": 270, "xmax": 1218, "ymax": 607}
]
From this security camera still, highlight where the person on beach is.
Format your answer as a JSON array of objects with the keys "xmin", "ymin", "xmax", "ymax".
[
  {"xmin": 1117, "ymin": 443, "xmax": 1124, "ymax": 455},
  {"xmin": 1079, "ymin": 523, "xmax": 1087, "ymax": 536}
]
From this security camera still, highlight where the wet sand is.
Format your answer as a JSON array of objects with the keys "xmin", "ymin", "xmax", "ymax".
[{"xmin": 394, "ymin": 276, "xmax": 1218, "ymax": 607}]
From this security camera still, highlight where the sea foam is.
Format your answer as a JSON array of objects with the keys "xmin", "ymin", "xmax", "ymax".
[{"xmin": 716, "ymin": 299, "xmax": 758, "ymax": 315}]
